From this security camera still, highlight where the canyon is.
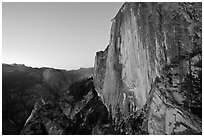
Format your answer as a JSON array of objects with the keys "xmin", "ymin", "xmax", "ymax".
[
  {"xmin": 2, "ymin": 2, "xmax": 202, "ymax": 135},
  {"xmin": 2, "ymin": 63, "xmax": 93, "ymax": 134}
]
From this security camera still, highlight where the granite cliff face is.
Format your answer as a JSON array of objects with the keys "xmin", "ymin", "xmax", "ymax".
[
  {"xmin": 3, "ymin": 2, "xmax": 201, "ymax": 135},
  {"xmin": 94, "ymin": 2, "xmax": 201, "ymax": 134}
]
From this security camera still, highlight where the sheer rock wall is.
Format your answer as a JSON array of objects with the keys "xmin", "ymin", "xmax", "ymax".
[{"xmin": 93, "ymin": 2, "xmax": 201, "ymax": 134}]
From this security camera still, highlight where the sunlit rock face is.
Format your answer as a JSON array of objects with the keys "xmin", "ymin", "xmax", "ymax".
[
  {"xmin": 43, "ymin": 68, "xmax": 73, "ymax": 96},
  {"xmin": 94, "ymin": 2, "xmax": 201, "ymax": 134}
]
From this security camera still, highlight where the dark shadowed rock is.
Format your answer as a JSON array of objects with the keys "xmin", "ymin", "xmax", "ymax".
[
  {"xmin": 2, "ymin": 64, "xmax": 93, "ymax": 134},
  {"xmin": 3, "ymin": 2, "xmax": 201, "ymax": 135},
  {"xmin": 20, "ymin": 78, "xmax": 109, "ymax": 135}
]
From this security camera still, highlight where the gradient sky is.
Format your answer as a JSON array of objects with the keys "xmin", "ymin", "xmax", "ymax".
[{"xmin": 2, "ymin": 2, "xmax": 123, "ymax": 70}]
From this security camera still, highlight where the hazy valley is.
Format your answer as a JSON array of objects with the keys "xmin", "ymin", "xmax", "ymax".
[{"xmin": 2, "ymin": 2, "xmax": 202, "ymax": 135}]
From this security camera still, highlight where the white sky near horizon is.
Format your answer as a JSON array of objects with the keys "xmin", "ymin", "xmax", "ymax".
[{"xmin": 2, "ymin": 2, "xmax": 123, "ymax": 70}]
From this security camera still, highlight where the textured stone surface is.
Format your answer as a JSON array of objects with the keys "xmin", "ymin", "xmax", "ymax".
[
  {"xmin": 20, "ymin": 78, "xmax": 109, "ymax": 135},
  {"xmin": 93, "ymin": 2, "xmax": 201, "ymax": 134},
  {"xmin": 2, "ymin": 64, "xmax": 93, "ymax": 135}
]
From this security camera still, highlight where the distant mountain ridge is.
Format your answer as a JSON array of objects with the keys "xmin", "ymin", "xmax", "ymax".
[
  {"xmin": 2, "ymin": 2, "xmax": 202, "ymax": 135},
  {"xmin": 2, "ymin": 63, "xmax": 93, "ymax": 134}
]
